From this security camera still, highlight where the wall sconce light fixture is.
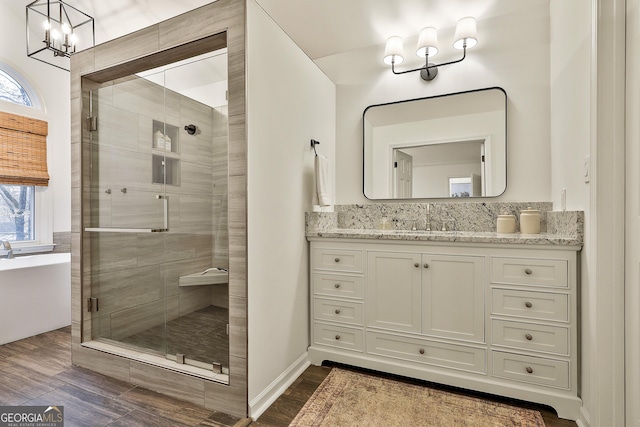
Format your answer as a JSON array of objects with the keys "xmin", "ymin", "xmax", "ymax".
[
  {"xmin": 26, "ymin": 0, "xmax": 95, "ymax": 71},
  {"xmin": 383, "ymin": 16, "xmax": 478, "ymax": 81}
]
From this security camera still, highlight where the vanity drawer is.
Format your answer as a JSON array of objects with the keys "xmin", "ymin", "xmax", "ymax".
[
  {"xmin": 492, "ymin": 351, "xmax": 569, "ymax": 389},
  {"xmin": 313, "ymin": 273, "xmax": 364, "ymax": 299},
  {"xmin": 491, "ymin": 257, "xmax": 568, "ymax": 288},
  {"xmin": 492, "ymin": 288, "xmax": 569, "ymax": 322},
  {"xmin": 314, "ymin": 298, "xmax": 364, "ymax": 325},
  {"xmin": 492, "ymin": 320, "xmax": 569, "ymax": 355},
  {"xmin": 314, "ymin": 248, "xmax": 363, "ymax": 273},
  {"xmin": 313, "ymin": 323, "xmax": 364, "ymax": 352},
  {"xmin": 366, "ymin": 331, "xmax": 486, "ymax": 374}
]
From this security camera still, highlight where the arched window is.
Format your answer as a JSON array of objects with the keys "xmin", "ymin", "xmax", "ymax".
[
  {"xmin": 0, "ymin": 68, "xmax": 45, "ymax": 248},
  {"xmin": 0, "ymin": 69, "xmax": 33, "ymax": 107}
]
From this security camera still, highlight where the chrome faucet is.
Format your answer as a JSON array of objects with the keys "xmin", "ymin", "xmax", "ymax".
[
  {"xmin": 441, "ymin": 219, "xmax": 456, "ymax": 232},
  {"xmin": 2, "ymin": 240, "xmax": 14, "ymax": 259},
  {"xmin": 425, "ymin": 203, "xmax": 432, "ymax": 231}
]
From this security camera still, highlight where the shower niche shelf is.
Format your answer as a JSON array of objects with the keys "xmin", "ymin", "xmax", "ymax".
[
  {"xmin": 152, "ymin": 120, "xmax": 179, "ymax": 153},
  {"xmin": 151, "ymin": 120, "xmax": 180, "ymax": 186}
]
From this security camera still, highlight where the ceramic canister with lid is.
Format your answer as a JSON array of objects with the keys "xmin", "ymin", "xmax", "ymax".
[
  {"xmin": 520, "ymin": 207, "xmax": 541, "ymax": 234},
  {"xmin": 496, "ymin": 213, "xmax": 516, "ymax": 233}
]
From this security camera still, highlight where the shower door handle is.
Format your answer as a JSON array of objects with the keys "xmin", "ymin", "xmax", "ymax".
[{"xmin": 85, "ymin": 194, "xmax": 169, "ymax": 233}]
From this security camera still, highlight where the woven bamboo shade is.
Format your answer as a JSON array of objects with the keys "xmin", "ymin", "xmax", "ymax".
[{"xmin": 0, "ymin": 111, "xmax": 49, "ymax": 186}]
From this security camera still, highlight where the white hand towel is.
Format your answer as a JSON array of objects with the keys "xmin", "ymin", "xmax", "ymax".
[{"xmin": 315, "ymin": 154, "xmax": 332, "ymax": 206}]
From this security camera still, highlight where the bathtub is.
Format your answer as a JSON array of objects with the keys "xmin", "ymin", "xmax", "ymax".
[{"xmin": 0, "ymin": 253, "xmax": 71, "ymax": 345}]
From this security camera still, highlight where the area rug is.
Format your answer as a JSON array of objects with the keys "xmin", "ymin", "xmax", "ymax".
[{"xmin": 289, "ymin": 368, "xmax": 545, "ymax": 426}]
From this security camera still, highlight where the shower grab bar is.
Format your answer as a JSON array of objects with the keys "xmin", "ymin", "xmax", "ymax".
[
  {"xmin": 84, "ymin": 227, "xmax": 168, "ymax": 233},
  {"xmin": 84, "ymin": 194, "xmax": 168, "ymax": 233}
]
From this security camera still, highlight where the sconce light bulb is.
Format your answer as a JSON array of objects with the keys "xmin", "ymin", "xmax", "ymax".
[
  {"xmin": 61, "ymin": 23, "xmax": 71, "ymax": 35},
  {"xmin": 70, "ymin": 33, "xmax": 78, "ymax": 46},
  {"xmin": 51, "ymin": 28, "xmax": 60, "ymax": 40},
  {"xmin": 43, "ymin": 20, "xmax": 51, "ymax": 31},
  {"xmin": 453, "ymin": 16, "xmax": 478, "ymax": 49},
  {"xmin": 383, "ymin": 36, "xmax": 404, "ymax": 65},
  {"xmin": 416, "ymin": 27, "xmax": 439, "ymax": 57}
]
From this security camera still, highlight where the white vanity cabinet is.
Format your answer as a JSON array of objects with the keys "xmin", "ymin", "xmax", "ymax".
[
  {"xmin": 311, "ymin": 246, "xmax": 365, "ymax": 353},
  {"xmin": 308, "ymin": 238, "xmax": 581, "ymax": 420}
]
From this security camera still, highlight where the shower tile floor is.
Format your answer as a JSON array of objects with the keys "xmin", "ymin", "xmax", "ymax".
[{"xmin": 120, "ymin": 305, "xmax": 229, "ymax": 369}]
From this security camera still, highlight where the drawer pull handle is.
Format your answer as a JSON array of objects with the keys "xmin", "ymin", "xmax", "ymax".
[
  {"xmin": 525, "ymin": 333, "xmax": 533, "ymax": 341},
  {"xmin": 423, "ymin": 263, "xmax": 429, "ymax": 269},
  {"xmin": 525, "ymin": 301, "xmax": 533, "ymax": 308},
  {"xmin": 334, "ymin": 258, "xmax": 340, "ymax": 263},
  {"xmin": 334, "ymin": 309, "xmax": 341, "ymax": 315},
  {"xmin": 414, "ymin": 262, "xmax": 420, "ymax": 268},
  {"xmin": 335, "ymin": 335, "xmax": 341, "ymax": 340},
  {"xmin": 419, "ymin": 348, "xmax": 425, "ymax": 355},
  {"xmin": 525, "ymin": 366, "xmax": 534, "ymax": 374},
  {"xmin": 334, "ymin": 283, "xmax": 341, "ymax": 289},
  {"xmin": 525, "ymin": 268, "xmax": 533, "ymax": 275}
]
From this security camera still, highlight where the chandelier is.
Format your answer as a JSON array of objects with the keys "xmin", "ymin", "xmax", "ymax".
[{"xmin": 26, "ymin": 0, "xmax": 95, "ymax": 71}]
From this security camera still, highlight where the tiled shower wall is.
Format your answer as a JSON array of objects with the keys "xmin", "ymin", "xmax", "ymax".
[{"xmin": 88, "ymin": 76, "xmax": 229, "ymax": 341}]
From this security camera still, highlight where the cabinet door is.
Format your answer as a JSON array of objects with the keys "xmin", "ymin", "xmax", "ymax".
[
  {"xmin": 422, "ymin": 254, "xmax": 485, "ymax": 342},
  {"xmin": 367, "ymin": 252, "xmax": 422, "ymax": 332}
]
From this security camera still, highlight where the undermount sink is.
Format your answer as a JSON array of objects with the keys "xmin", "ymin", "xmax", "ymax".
[{"xmin": 179, "ymin": 268, "xmax": 228, "ymax": 287}]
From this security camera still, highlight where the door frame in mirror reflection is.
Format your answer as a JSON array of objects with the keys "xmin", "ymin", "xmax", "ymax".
[{"xmin": 363, "ymin": 87, "xmax": 507, "ymax": 200}]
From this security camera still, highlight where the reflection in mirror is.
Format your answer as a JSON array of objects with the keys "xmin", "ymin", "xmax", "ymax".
[{"xmin": 364, "ymin": 87, "xmax": 507, "ymax": 199}]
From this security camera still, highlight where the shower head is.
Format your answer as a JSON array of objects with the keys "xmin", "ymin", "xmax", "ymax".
[{"xmin": 184, "ymin": 124, "xmax": 198, "ymax": 135}]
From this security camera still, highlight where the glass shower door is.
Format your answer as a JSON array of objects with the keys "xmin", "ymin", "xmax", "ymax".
[
  {"xmin": 86, "ymin": 50, "xmax": 230, "ymax": 376},
  {"xmin": 87, "ymin": 75, "xmax": 170, "ymax": 356},
  {"xmin": 159, "ymin": 53, "xmax": 230, "ymax": 373}
]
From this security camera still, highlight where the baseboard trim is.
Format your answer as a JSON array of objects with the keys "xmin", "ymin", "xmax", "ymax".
[
  {"xmin": 249, "ymin": 351, "xmax": 310, "ymax": 420},
  {"xmin": 576, "ymin": 406, "xmax": 591, "ymax": 427}
]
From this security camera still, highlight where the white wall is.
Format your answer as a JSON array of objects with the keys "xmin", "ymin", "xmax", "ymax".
[
  {"xmin": 0, "ymin": 1, "xmax": 71, "ymax": 234},
  {"xmin": 246, "ymin": 0, "xmax": 336, "ymax": 414},
  {"xmin": 549, "ymin": 1, "xmax": 592, "ymax": 424},
  {"xmin": 315, "ymin": 3, "xmax": 551, "ymax": 204}
]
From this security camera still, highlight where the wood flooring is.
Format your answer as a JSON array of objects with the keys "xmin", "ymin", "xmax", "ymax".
[
  {"xmin": 0, "ymin": 327, "xmax": 577, "ymax": 427},
  {"xmin": 0, "ymin": 327, "xmax": 244, "ymax": 427}
]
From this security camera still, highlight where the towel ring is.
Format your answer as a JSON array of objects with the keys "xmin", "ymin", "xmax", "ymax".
[{"xmin": 310, "ymin": 139, "xmax": 320, "ymax": 156}]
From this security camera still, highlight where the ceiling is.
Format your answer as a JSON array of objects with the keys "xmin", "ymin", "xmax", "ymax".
[{"xmin": 66, "ymin": 0, "xmax": 548, "ymax": 63}]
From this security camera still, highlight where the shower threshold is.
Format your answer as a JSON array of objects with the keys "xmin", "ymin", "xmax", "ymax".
[{"xmin": 81, "ymin": 339, "xmax": 229, "ymax": 384}]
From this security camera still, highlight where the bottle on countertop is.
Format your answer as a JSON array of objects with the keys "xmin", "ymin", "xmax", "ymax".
[{"xmin": 379, "ymin": 216, "xmax": 392, "ymax": 230}]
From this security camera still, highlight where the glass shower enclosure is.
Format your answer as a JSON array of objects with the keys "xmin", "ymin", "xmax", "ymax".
[{"xmin": 83, "ymin": 51, "xmax": 230, "ymax": 378}]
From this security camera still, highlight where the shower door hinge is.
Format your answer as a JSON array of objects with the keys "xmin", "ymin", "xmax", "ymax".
[
  {"xmin": 87, "ymin": 297, "xmax": 99, "ymax": 312},
  {"xmin": 86, "ymin": 116, "xmax": 98, "ymax": 132},
  {"xmin": 226, "ymin": 323, "xmax": 229, "ymax": 335}
]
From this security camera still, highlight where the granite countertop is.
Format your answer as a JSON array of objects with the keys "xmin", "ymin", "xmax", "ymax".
[
  {"xmin": 306, "ymin": 228, "xmax": 582, "ymax": 247},
  {"xmin": 306, "ymin": 204, "xmax": 584, "ymax": 247}
]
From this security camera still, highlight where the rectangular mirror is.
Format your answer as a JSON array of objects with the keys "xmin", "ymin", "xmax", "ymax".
[{"xmin": 363, "ymin": 87, "xmax": 507, "ymax": 199}]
